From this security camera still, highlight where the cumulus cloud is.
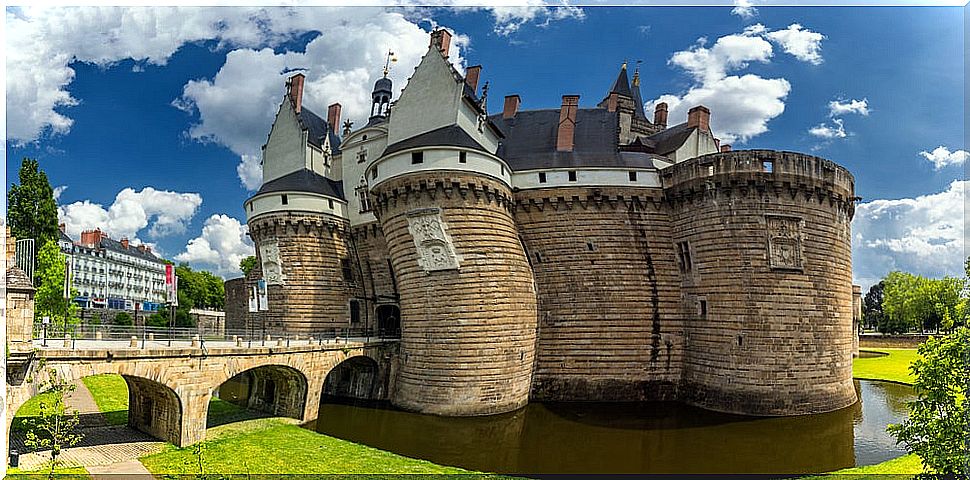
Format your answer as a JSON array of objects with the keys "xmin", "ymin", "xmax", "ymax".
[
  {"xmin": 487, "ymin": 3, "xmax": 585, "ymax": 36},
  {"xmin": 647, "ymin": 24, "xmax": 826, "ymax": 144},
  {"xmin": 174, "ymin": 214, "xmax": 254, "ymax": 278},
  {"xmin": 764, "ymin": 24, "xmax": 825, "ymax": 65},
  {"xmin": 731, "ymin": 0, "xmax": 758, "ymax": 20},
  {"xmin": 828, "ymin": 98, "xmax": 869, "ymax": 117},
  {"xmin": 808, "ymin": 118, "xmax": 847, "ymax": 139},
  {"xmin": 919, "ymin": 146, "xmax": 969, "ymax": 170},
  {"xmin": 852, "ymin": 180, "xmax": 966, "ymax": 292},
  {"xmin": 58, "ymin": 187, "xmax": 202, "ymax": 242},
  {"xmin": 53, "ymin": 185, "xmax": 68, "ymax": 201}
]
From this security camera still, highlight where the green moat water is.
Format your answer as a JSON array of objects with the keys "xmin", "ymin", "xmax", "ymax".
[{"xmin": 305, "ymin": 380, "xmax": 912, "ymax": 475}]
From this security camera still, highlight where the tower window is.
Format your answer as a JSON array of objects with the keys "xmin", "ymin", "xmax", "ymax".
[
  {"xmin": 328, "ymin": 199, "xmax": 334, "ymax": 209},
  {"xmin": 249, "ymin": 202, "xmax": 253, "ymax": 212},
  {"xmin": 350, "ymin": 300, "xmax": 361, "ymax": 324},
  {"xmin": 357, "ymin": 187, "xmax": 371, "ymax": 213},
  {"xmin": 629, "ymin": 171, "xmax": 638, "ymax": 181},
  {"xmin": 371, "ymin": 166, "xmax": 378, "ymax": 179},
  {"xmin": 762, "ymin": 160, "xmax": 774, "ymax": 173},
  {"xmin": 341, "ymin": 258, "xmax": 354, "ymax": 282},
  {"xmin": 568, "ymin": 171, "xmax": 577, "ymax": 182},
  {"xmin": 538, "ymin": 172, "xmax": 547, "ymax": 183},
  {"xmin": 676, "ymin": 241, "xmax": 692, "ymax": 273},
  {"xmin": 411, "ymin": 151, "xmax": 424, "ymax": 164},
  {"xmin": 281, "ymin": 194, "xmax": 288, "ymax": 205},
  {"xmin": 698, "ymin": 299, "xmax": 707, "ymax": 318},
  {"xmin": 501, "ymin": 165, "xmax": 506, "ymax": 175},
  {"xmin": 459, "ymin": 151, "xmax": 467, "ymax": 163}
]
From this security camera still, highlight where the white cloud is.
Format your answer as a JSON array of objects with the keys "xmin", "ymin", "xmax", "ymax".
[
  {"xmin": 764, "ymin": 23, "xmax": 825, "ymax": 65},
  {"xmin": 58, "ymin": 187, "xmax": 202, "ymax": 242},
  {"xmin": 731, "ymin": 0, "xmax": 758, "ymax": 20},
  {"xmin": 487, "ymin": 3, "xmax": 585, "ymax": 36},
  {"xmin": 828, "ymin": 98, "xmax": 869, "ymax": 117},
  {"xmin": 669, "ymin": 29, "xmax": 774, "ymax": 84},
  {"xmin": 919, "ymin": 146, "xmax": 969, "ymax": 170},
  {"xmin": 852, "ymin": 180, "xmax": 966, "ymax": 292},
  {"xmin": 174, "ymin": 214, "xmax": 254, "ymax": 278},
  {"xmin": 237, "ymin": 154, "xmax": 263, "ymax": 191},
  {"xmin": 808, "ymin": 118, "xmax": 847, "ymax": 139},
  {"xmin": 53, "ymin": 185, "xmax": 68, "ymax": 201}
]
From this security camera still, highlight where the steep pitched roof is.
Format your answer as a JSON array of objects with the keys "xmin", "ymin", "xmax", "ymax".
[
  {"xmin": 383, "ymin": 125, "xmax": 490, "ymax": 156},
  {"xmin": 6, "ymin": 267, "xmax": 34, "ymax": 291},
  {"xmin": 97, "ymin": 237, "xmax": 166, "ymax": 264},
  {"xmin": 255, "ymin": 168, "xmax": 345, "ymax": 200},
  {"xmin": 298, "ymin": 107, "xmax": 341, "ymax": 155},
  {"xmin": 630, "ymin": 72, "xmax": 647, "ymax": 120},
  {"xmin": 645, "ymin": 122, "xmax": 695, "ymax": 156},
  {"xmin": 59, "ymin": 229, "xmax": 73, "ymax": 244},
  {"xmin": 608, "ymin": 65, "xmax": 633, "ymax": 97}
]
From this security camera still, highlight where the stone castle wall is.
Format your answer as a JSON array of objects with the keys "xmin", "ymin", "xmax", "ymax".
[
  {"xmin": 663, "ymin": 150, "xmax": 856, "ymax": 415},
  {"xmin": 347, "ymin": 223, "xmax": 399, "ymax": 330},
  {"xmin": 514, "ymin": 187, "xmax": 684, "ymax": 401},
  {"xmin": 371, "ymin": 172, "xmax": 538, "ymax": 416}
]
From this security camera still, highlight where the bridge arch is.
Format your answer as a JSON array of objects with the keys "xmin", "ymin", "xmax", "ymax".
[
  {"xmin": 323, "ymin": 356, "xmax": 380, "ymax": 400},
  {"xmin": 210, "ymin": 364, "xmax": 309, "ymax": 425}
]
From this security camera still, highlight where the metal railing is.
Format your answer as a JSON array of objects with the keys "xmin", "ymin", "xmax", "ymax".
[{"xmin": 32, "ymin": 322, "xmax": 401, "ymax": 350}]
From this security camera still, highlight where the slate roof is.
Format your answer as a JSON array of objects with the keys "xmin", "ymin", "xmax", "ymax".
[
  {"xmin": 98, "ymin": 237, "xmax": 166, "ymax": 264},
  {"xmin": 644, "ymin": 122, "xmax": 695, "ymax": 156},
  {"xmin": 299, "ymin": 107, "xmax": 341, "ymax": 155},
  {"xmin": 608, "ymin": 66, "xmax": 633, "ymax": 97},
  {"xmin": 490, "ymin": 108, "xmax": 669, "ymax": 170},
  {"xmin": 630, "ymin": 80, "xmax": 647, "ymax": 120},
  {"xmin": 59, "ymin": 229, "xmax": 73, "ymax": 244},
  {"xmin": 256, "ymin": 168, "xmax": 345, "ymax": 200},
  {"xmin": 383, "ymin": 125, "xmax": 491, "ymax": 157}
]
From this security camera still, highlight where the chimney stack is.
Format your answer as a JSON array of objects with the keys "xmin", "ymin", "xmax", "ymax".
[
  {"xmin": 606, "ymin": 92, "xmax": 619, "ymax": 113},
  {"xmin": 121, "ymin": 238, "xmax": 130, "ymax": 249},
  {"xmin": 137, "ymin": 245, "xmax": 146, "ymax": 253},
  {"xmin": 327, "ymin": 103, "xmax": 342, "ymax": 132},
  {"xmin": 720, "ymin": 144, "xmax": 732, "ymax": 152},
  {"xmin": 430, "ymin": 29, "xmax": 452, "ymax": 58},
  {"xmin": 80, "ymin": 228, "xmax": 105, "ymax": 247},
  {"xmin": 287, "ymin": 73, "xmax": 305, "ymax": 114},
  {"xmin": 687, "ymin": 105, "xmax": 711, "ymax": 133},
  {"xmin": 557, "ymin": 95, "xmax": 580, "ymax": 152},
  {"xmin": 654, "ymin": 102, "xmax": 668, "ymax": 128},
  {"xmin": 503, "ymin": 95, "xmax": 521, "ymax": 119},
  {"xmin": 58, "ymin": 223, "xmax": 66, "ymax": 232},
  {"xmin": 465, "ymin": 65, "xmax": 481, "ymax": 93}
]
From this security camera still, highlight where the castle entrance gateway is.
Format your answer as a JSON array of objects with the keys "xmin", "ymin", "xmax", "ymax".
[
  {"xmin": 213, "ymin": 365, "xmax": 308, "ymax": 423},
  {"xmin": 376, "ymin": 304, "xmax": 400, "ymax": 337}
]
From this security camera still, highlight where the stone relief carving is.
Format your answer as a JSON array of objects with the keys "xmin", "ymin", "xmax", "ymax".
[
  {"xmin": 259, "ymin": 240, "xmax": 285, "ymax": 285},
  {"xmin": 407, "ymin": 208, "xmax": 461, "ymax": 272},
  {"xmin": 766, "ymin": 215, "xmax": 804, "ymax": 270}
]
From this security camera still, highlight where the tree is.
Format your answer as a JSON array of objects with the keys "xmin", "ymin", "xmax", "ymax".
[
  {"xmin": 888, "ymin": 326, "xmax": 970, "ymax": 476},
  {"xmin": 881, "ymin": 272, "xmax": 965, "ymax": 334},
  {"xmin": 23, "ymin": 367, "xmax": 83, "ymax": 480},
  {"xmin": 113, "ymin": 311, "xmax": 132, "ymax": 327},
  {"xmin": 7, "ymin": 158, "xmax": 59, "ymax": 253},
  {"xmin": 34, "ymin": 240, "xmax": 79, "ymax": 332},
  {"xmin": 239, "ymin": 255, "xmax": 258, "ymax": 277},
  {"xmin": 863, "ymin": 281, "xmax": 885, "ymax": 330}
]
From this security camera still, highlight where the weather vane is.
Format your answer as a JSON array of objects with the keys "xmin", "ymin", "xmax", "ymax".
[{"xmin": 383, "ymin": 49, "xmax": 398, "ymax": 78}]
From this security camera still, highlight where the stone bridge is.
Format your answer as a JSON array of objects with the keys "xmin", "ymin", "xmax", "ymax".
[{"xmin": 6, "ymin": 339, "xmax": 399, "ymax": 447}]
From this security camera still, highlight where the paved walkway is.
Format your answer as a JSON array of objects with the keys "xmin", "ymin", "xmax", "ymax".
[
  {"xmin": 86, "ymin": 459, "xmax": 156, "ymax": 479},
  {"xmin": 67, "ymin": 379, "xmax": 108, "ymax": 429}
]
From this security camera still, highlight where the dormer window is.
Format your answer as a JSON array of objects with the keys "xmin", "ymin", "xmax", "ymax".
[{"xmin": 459, "ymin": 151, "xmax": 467, "ymax": 163}]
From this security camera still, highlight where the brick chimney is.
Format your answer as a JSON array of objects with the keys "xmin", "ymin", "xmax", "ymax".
[
  {"xmin": 137, "ymin": 244, "xmax": 146, "ymax": 253},
  {"xmin": 287, "ymin": 73, "xmax": 305, "ymax": 114},
  {"xmin": 430, "ymin": 29, "xmax": 452, "ymax": 57},
  {"xmin": 121, "ymin": 238, "xmax": 130, "ymax": 249},
  {"xmin": 687, "ymin": 105, "xmax": 711, "ymax": 133},
  {"xmin": 557, "ymin": 95, "xmax": 580, "ymax": 152},
  {"xmin": 503, "ymin": 95, "xmax": 520, "ymax": 119},
  {"xmin": 654, "ymin": 102, "xmax": 668, "ymax": 128},
  {"xmin": 720, "ymin": 144, "xmax": 732, "ymax": 152},
  {"xmin": 327, "ymin": 103, "xmax": 341, "ymax": 131},
  {"xmin": 80, "ymin": 228, "xmax": 105, "ymax": 247},
  {"xmin": 465, "ymin": 65, "xmax": 481, "ymax": 93},
  {"xmin": 606, "ymin": 92, "xmax": 618, "ymax": 113}
]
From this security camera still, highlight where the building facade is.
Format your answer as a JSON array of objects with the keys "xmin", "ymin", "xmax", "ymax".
[
  {"xmin": 59, "ymin": 227, "xmax": 168, "ymax": 312},
  {"xmin": 237, "ymin": 29, "xmax": 857, "ymax": 417}
]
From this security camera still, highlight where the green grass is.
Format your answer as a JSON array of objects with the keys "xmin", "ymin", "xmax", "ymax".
[
  {"xmin": 853, "ymin": 348, "xmax": 920, "ymax": 385},
  {"xmin": 11, "ymin": 390, "xmax": 60, "ymax": 433},
  {"xmin": 6, "ymin": 465, "xmax": 89, "ymax": 479},
  {"xmin": 140, "ymin": 418, "xmax": 473, "ymax": 476},
  {"xmin": 81, "ymin": 374, "xmax": 129, "ymax": 425}
]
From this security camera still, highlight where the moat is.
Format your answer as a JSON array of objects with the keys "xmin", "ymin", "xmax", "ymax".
[{"xmin": 306, "ymin": 380, "xmax": 912, "ymax": 475}]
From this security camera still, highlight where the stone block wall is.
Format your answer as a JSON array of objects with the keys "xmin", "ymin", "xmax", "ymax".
[
  {"xmin": 664, "ymin": 150, "xmax": 857, "ymax": 415},
  {"xmin": 348, "ymin": 223, "xmax": 399, "ymax": 330},
  {"xmin": 514, "ymin": 186, "xmax": 684, "ymax": 401},
  {"xmin": 224, "ymin": 277, "xmax": 249, "ymax": 332},
  {"xmin": 371, "ymin": 172, "xmax": 538, "ymax": 416}
]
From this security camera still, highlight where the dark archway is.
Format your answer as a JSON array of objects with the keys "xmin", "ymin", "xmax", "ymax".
[
  {"xmin": 123, "ymin": 375, "xmax": 183, "ymax": 445},
  {"xmin": 210, "ymin": 365, "xmax": 308, "ymax": 428},
  {"xmin": 323, "ymin": 357, "xmax": 380, "ymax": 401},
  {"xmin": 376, "ymin": 304, "xmax": 401, "ymax": 337}
]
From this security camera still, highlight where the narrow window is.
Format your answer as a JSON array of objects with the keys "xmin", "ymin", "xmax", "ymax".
[
  {"xmin": 281, "ymin": 194, "xmax": 288, "ymax": 205},
  {"xmin": 249, "ymin": 202, "xmax": 254, "ymax": 212},
  {"xmin": 737, "ymin": 335, "xmax": 744, "ymax": 347},
  {"xmin": 762, "ymin": 160, "xmax": 774, "ymax": 173},
  {"xmin": 328, "ymin": 199, "xmax": 334, "ymax": 209},
  {"xmin": 411, "ymin": 151, "xmax": 424, "ymax": 164},
  {"xmin": 629, "ymin": 171, "xmax": 638, "ymax": 181},
  {"xmin": 698, "ymin": 299, "xmax": 707, "ymax": 318},
  {"xmin": 350, "ymin": 299, "xmax": 361, "ymax": 324},
  {"xmin": 568, "ymin": 170, "xmax": 577, "ymax": 182},
  {"xmin": 501, "ymin": 165, "xmax": 506, "ymax": 175},
  {"xmin": 341, "ymin": 258, "xmax": 354, "ymax": 282},
  {"xmin": 371, "ymin": 166, "xmax": 378, "ymax": 179},
  {"xmin": 357, "ymin": 187, "xmax": 371, "ymax": 213},
  {"xmin": 538, "ymin": 172, "xmax": 547, "ymax": 183},
  {"xmin": 677, "ymin": 241, "xmax": 692, "ymax": 273},
  {"xmin": 534, "ymin": 252, "xmax": 543, "ymax": 264},
  {"xmin": 587, "ymin": 241, "xmax": 596, "ymax": 251},
  {"xmin": 459, "ymin": 151, "xmax": 467, "ymax": 163}
]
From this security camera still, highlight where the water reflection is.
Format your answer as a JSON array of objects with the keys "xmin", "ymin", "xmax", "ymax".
[{"xmin": 305, "ymin": 380, "xmax": 913, "ymax": 475}]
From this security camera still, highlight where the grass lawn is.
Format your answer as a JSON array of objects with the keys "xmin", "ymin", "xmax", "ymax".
[
  {"xmin": 11, "ymin": 390, "xmax": 60, "ymax": 433},
  {"xmin": 6, "ymin": 466, "xmax": 89, "ymax": 479},
  {"xmin": 853, "ymin": 348, "xmax": 920, "ymax": 385},
  {"xmin": 81, "ymin": 374, "xmax": 129, "ymax": 426},
  {"xmin": 140, "ymin": 418, "xmax": 473, "ymax": 476}
]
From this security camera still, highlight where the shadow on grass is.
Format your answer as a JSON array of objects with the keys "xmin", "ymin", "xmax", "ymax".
[{"xmin": 206, "ymin": 397, "xmax": 272, "ymax": 429}]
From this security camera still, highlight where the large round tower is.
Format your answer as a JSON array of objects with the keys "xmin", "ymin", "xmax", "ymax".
[
  {"xmin": 663, "ymin": 150, "xmax": 857, "ymax": 415},
  {"xmin": 368, "ymin": 145, "xmax": 538, "ymax": 416}
]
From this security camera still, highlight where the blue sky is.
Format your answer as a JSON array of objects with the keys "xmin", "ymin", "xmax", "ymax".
[{"xmin": 4, "ymin": 5, "xmax": 965, "ymax": 288}]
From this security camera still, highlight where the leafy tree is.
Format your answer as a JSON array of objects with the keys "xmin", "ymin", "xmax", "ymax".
[
  {"xmin": 882, "ymin": 272, "xmax": 965, "ymax": 334},
  {"xmin": 888, "ymin": 326, "xmax": 970, "ymax": 476},
  {"xmin": 239, "ymin": 255, "xmax": 258, "ymax": 277},
  {"xmin": 7, "ymin": 158, "xmax": 59, "ymax": 255},
  {"xmin": 863, "ymin": 281, "xmax": 885, "ymax": 330},
  {"xmin": 146, "ymin": 312, "xmax": 169, "ymax": 328},
  {"xmin": 113, "ymin": 311, "xmax": 133, "ymax": 327},
  {"xmin": 34, "ymin": 241, "xmax": 79, "ymax": 332},
  {"xmin": 23, "ymin": 367, "xmax": 83, "ymax": 480}
]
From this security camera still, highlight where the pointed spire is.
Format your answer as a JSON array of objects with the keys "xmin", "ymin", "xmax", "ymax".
[
  {"xmin": 608, "ymin": 62, "xmax": 632, "ymax": 97},
  {"xmin": 630, "ymin": 61, "xmax": 646, "ymax": 120}
]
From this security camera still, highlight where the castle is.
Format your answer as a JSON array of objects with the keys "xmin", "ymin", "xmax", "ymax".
[{"xmin": 235, "ymin": 29, "xmax": 858, "ymax": 417}]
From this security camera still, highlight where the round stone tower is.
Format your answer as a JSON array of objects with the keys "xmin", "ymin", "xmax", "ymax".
[
  {"xmin": 368, "ymin": 146, "xmax": 538, "ymax": 416},
  {"xmin": 663, "ymin": 150, "xmax": 857, "ymax": 415}
]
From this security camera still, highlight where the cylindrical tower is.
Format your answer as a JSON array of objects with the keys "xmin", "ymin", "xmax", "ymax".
[
  {"xmin": 245, "ymin": 174, "xmax": 356, "ymax": 334},
  {"xmin": 663, "ymin": 150, "xmax": 856, "ymax": 415},
  {"xmin": 369, "ymin": 146, "xmax": 537, "ymax": 416}
]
